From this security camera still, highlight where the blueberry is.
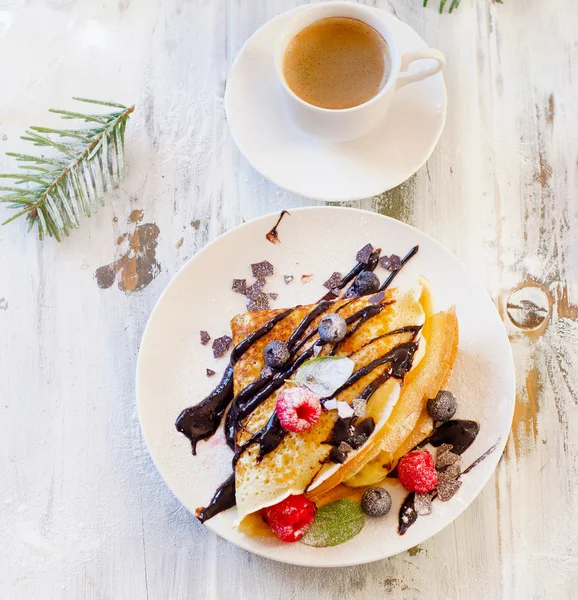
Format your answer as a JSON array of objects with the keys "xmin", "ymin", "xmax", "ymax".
[
  {"xmin": 427, "ymin": 390, "xmax": 457, "ymax": 422},
  {"xmin": 318, "ymin": 313, "xmax": 347, "ymax": 343},
  {"xmin": 346, "ymin": 271, "xmax": 380, "ymax": 298},
  {"xmin": 361, "ymin": 487, "xmax": 392, "ymax": 517},
  {"xmin": 264, "ymin": 340, "xmax": 290, "ymax": 368}
]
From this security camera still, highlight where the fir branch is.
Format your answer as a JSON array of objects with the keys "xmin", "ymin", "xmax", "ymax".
[{"xmin": 0, "ymin": 97, "xmax": 134, "ymax": 240}]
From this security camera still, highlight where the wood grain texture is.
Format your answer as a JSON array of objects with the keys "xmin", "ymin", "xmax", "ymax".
[{"xmin": 1, "ymin": 0, "xmax": 577, "ymax": 598}]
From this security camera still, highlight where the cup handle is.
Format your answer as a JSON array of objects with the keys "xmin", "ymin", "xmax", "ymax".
[{"xmin": 396, "ymin": 49, "xmax": 445, "ymax": 89}]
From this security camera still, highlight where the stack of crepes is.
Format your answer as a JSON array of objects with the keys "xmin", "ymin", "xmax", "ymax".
[{"xmin": 228, "ymin": 278, "xmax": 458, "ymax": 536}]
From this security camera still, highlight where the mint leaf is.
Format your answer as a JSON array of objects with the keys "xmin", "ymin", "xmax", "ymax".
[
  {"xmin": 301, "ymin": 499, "xmax": 365, "ymax": 547},
  {"xmin": 294, "ymin": 356, "xmax": 354, "ymax": 397}
]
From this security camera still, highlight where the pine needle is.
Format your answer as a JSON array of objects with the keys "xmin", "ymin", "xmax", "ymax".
[
  {"xmin": 423, "ymin": 0, "xmax": 504, "ymax": 12},
  {"xmin": 0, "ymin": 98, "xmax": 134, "ymax": 240}
]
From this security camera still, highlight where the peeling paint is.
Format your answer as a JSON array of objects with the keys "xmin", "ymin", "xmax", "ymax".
[
  {"xmin": 534, "ymin": 151, "xmax": 552, "ymax": 189},
  {"xmin": 129, "ymin": 209, "xmax": 144, "ymax": 223},
  {"xmin": 0, "ymin": 298, "xmax": 8, "ymax": 311},
  {"xmin": 382, "ymin": 578, "xmax": 404, "ymax": 593},
  {"xmin": 95, "ymin": 215, "xmax": 161, "ymax": 294},
  {"xmin": 511, "ymin": 369, "xmax": 540, "ymax": 457},
  {"xmin": 175, "ymin": 237, "xmax": 184, "ymax": 249},
  {"xmin": 555, "ymin": 284, "xmax": 578, "ymax": 320},
  {"xmin": 407, "ymin": 545, "xmax": 424, "ymax": 556},
  {"xmin": 545, "ymin": 93, "xmax": 555, "ymax": 126},
  {"xmin": 372, "ymin": 174, "xmax": 415, "ymax": 224}
]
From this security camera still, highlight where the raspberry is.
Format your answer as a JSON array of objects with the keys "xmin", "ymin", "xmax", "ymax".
[
  {"xmin": 262, "ymin": 495, "xmax": 316, "ymax": 542},
  {"xmin": 276, "ymin": 387, "xmax": 321, "ymax": 432},
  {"xmin": 397, "ymin": 450, "xmax": 438, "ymax": 493}
]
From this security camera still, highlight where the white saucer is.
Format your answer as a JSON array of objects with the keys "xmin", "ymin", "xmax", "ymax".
[
  {"xmin": 225, "ymin": 6, "xmax": 447, "ymax": 202},
  {"xmin": 136, "ymin": 207, "xmax": 515, "ymax": 567}
]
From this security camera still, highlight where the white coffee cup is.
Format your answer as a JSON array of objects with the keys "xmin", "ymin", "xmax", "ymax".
[{"xmin": 274, "ymin": 1, "xmax": 445, "ymax": 143}]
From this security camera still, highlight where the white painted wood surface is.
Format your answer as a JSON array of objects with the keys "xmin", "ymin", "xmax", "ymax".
[{"xmin": 1, "ymin": 0, "xmax": 577, "ymax": 598}]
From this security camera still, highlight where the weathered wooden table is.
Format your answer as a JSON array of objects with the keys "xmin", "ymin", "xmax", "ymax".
[{"xmin": 1, "ymin": 0, "xmax": 577, "ymax": 598}]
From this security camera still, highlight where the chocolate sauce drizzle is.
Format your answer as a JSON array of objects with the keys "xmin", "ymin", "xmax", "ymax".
[
  {"xmin": 181, "ymin": 244, "xmax": 420, "ymax": 521},
  {"xmin": 175, "ymin": 365, "xmax": 234, "ymax": 455},
  {"xmin": 266, "ymin": 210, "xmax": 289, "ymax": 245},
  {"xmin": 379, "ymin": 245, "xmax": 419, "ymax": 292},
  {"xmin": 287, "ymin": 300, "xmax": 332, "ymax": 352},
  {"xmin": 225, "ymin": 341, "xmax": 318, "ymax": 449},
  {"xmin": 233, "ymin": 319, "xmax": 421, "ymax": 464},
  {"xmin": 234, "ymin": 411, "xmax": 285, "ymax": 464},
  {"xmin": 331, "ymin": 342, "xmax": 419, "ymax": 399},
  {"xmin": 328, "ymin": 304, "xmax": 384, "ymax": 355},
  {"xmin": 175, "ymin": 308, "xmax": 294, "ymax": 454},
  {"xmin": 398, "ymin": 492, "xmax": 418, "ymax": 535},
  {"xmin": 323, "ymin": 334, "xmax": 420, "ymax": 465},
  {"xmin": 197, "ymin": 474, "xmax": 236, "ymax": 523},
  {"xmin": 200, "ymin": 324, "xmax": 420, "ymax": 519}
]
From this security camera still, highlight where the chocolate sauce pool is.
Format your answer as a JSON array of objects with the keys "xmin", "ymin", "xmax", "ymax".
[{"xmin": 422, "ymin": 419, "xmax": 480, "ymax": 455}]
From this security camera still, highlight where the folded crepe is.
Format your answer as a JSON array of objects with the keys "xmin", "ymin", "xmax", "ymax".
[{"xmin": 229, "ymin": 279, "xmax": 459, "ymax": 530}]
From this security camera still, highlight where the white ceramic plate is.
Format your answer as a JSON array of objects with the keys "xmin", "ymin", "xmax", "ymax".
[
  {"xmin": 137, "ymin": 207, "xmax": 515, "ymax": 567},
  {"xmin": 225, "ymin": 5, "xmax": 446, "ymax": 201}
]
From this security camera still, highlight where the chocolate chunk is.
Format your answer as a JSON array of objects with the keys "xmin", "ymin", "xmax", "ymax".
[
  {"xmin": 245, "ymin": 278, "xmax": 266, "ymax": 300},
  {"xmin": 212, "ymin": 335, "xmax": 233, "ymax": 358},
  {"xmin": 232, "ymin": 278, "xmax": 247, "ymax": 294},
  {"xmin": 251, "ymin": 260, "xmax": 274, "ymax": 277},
  {"xmin": 284, "ymin": 275, "xmax": 294, "ymax": 284},
  {"xmin": 327, "ymin": 442, "xmax": 354, "ymax": 464},
  {"xmin": 200, "ymin": 330, "xmax": 211, "ymax": 345},
  {"xmin": 328, "ymin": 447, "xmax": 347, "ymax": 464},
  {"xmin": 437, "ymin": 478, "xmax": 462, "ymax": 502},
  {"xmin": 301, "ymin": 274, "xmax": 313, "ymax": 284},
  {"xmin": 247, "ymin": 293, "xmax": 270, "ymax": 311},
  {"xmin": 206, "ymin": 368, "xmax": 216, "ymax": 377},
  {"xmin": 380, "ymin": 254, "xmax": 402, "ymax": 271},
  {"xmin": 337, "ymin": 441, "xmax": 353, "ymax": 454},
  {"xmin": 349, "ymin": 433, "xmax": 369, "ymax": 449},
  {"xmin": 437, "ymin": 443, "xmax": 454, "ymax": 455},
  {"xmin": 260, "ymin": 365, "xmax": 274, "ymax": 378},
  {"xmin": 356, "ymin": 243, "xmax": 374, "ymax": 264},
  {"xmin": 368, "ymin": 291, "xmax": 385, "ymax": 305},
  {"xmin": 323, "ymin": 272, "xmax": 343, "ymax": 290},
  {"xmin": 438, "ymin": 461, "xmax": 461, "ymax": 482},
  {"xmin": 268, "ymin": 293, "xmax": 278, "ymax": 300},
  {"xmin": 414, "ymin": 493, "xmax": 433, "ymax": 516},
  {"xmin": 436, "ymin": 448, "xmax": 460, "ymax": 469}
]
